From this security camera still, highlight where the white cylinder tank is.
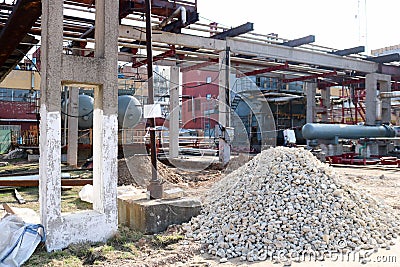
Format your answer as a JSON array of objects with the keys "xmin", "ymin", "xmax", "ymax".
[
  {"xmin": 117, "ymin": 95, "xmax": 142, "ymax": 129},
  {"xmin": 63, "ymin": 94, "xmax": 142, "ymax": 129}
]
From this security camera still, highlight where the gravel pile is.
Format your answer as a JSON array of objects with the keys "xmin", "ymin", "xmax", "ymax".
[{"xmin": 184, "ymin": 147, "xmax": 400, "ymax": 264}]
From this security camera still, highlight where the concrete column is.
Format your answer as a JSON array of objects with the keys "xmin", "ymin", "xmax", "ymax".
[
  {"xmin": 40, "ymin": 0, "xmax": 119, "ymax": 252},
  {"xmin": 379, "ymin": 79, "xmax": 391, "ymax": 124},
  {"xmin": 169, "ymin": 66, "xmax": 180, "ymax": 158},
  {"xmin": 366, "ymin": 73, "xmax": 391, "ymax": 125},
  {"xmin": 321, "ymin": 87, "xmax": 331, "ymax": 122},
  {"xmin": 67, "ymin": 87, "xmax": 79, "ymax": 167},
  {"xmin": 305, "ymin": 82, "xmax": 317, "ymax": 123},
  {"xmin": 92, "ymin": 0, "xmax": 119, "ymax": 224},
  {"xmin": 366, "ymin": 74, "xmax": 378, "ymax": 125},
  {"xmin": 218, "ymin": 49, "xmax": 231, "ymax": 165},
  {"xmin": 39, "ymin": 0, "xmax": 64, "ymax": 250}
]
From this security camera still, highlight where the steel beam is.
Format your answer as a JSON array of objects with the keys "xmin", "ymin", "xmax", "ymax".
[
  {"xmin": 132, "ymin": 47, "xmax": 176, "ymax": 68},
  {"xmin": 330, "ymin": 46, "xmax": 365, "ymax": 56},
  {"xmin": 211, "ymin": 22, "xmax": 254, "ymax": 40},
  {"xmin": 180, "ymin": 58, "xmax": 218, "ymax": 72},
  {"xmin": 0, "ymin": 0, "xmax": 41, "ymax": 68},
  {"xmin": 242, "ymin": 62, "xmax": 289, "ymax": 77},
  {"xmin": 282, "ymin": 35, "xmax": 315, "ymax": 47},
  {"xmin": 283, "ymin": 71, "xmax": 337, "ymax": 83},
  {"xmin": 367, "ymin": 53, "xmax": 400, "ymax": 63}
]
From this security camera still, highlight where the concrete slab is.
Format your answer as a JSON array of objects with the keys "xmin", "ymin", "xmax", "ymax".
[{"xmin": 118, "ymin": 194, "xmax": 201, "ymax": 234}]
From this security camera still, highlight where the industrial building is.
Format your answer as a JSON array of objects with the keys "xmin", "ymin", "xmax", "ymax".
[{"xmin": 0, "ymin": 0, "xmax": 400, "ymax": 260}]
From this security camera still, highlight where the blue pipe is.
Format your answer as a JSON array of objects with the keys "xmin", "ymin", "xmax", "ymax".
[{"xmin": 302, "ymin": 123, "xmax": 395, "ymax": 140}]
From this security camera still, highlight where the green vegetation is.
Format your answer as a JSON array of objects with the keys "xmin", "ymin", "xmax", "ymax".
[{"xmin": 24, "ymin": 227, "xmax": 149, "ymax": 266}]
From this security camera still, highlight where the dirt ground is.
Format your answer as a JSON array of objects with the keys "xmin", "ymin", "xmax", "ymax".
[{"xmin": 1, "ymin": 157, "xmax": 399, "ymax": 267}]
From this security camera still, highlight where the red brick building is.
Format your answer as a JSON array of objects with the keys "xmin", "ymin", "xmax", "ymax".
[{"xmin": 181, "ymin": 70, "xmax": 219, "ymax": 136}]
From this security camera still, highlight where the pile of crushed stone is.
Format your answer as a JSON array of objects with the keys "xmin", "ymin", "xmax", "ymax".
[{"xmin": 183, "ymin": 147, "xmax": 400, "ymax": 264}]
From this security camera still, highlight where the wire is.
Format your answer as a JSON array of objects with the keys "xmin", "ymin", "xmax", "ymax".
[
  {"xmin": 61, "ymin": 109, "xmax": 93, "ymax": 118},
  {"xmin": 16, "ymin": 49, "xmax": 41, "ymax": 75},
  {"xmin": 152, "ymin": 56, "xmax": 226, "ymax": 89}
]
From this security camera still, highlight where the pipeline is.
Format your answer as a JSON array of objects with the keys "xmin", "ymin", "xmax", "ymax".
[{"xmin": 302, "ymin": 123, "xmax": 395, "ymax": 141}]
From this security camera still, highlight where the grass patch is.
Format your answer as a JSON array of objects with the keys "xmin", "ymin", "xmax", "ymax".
[
  {"xmin": 152, "ymin": 233, "xmax": 184, "ymax": 247},
  {"xmin": 24, "ymin": 226, "xmax": 146, "ymax": 266},
  {"xmin": 0, "ymin": 186, "xmax": 92, "ymax": 213}
]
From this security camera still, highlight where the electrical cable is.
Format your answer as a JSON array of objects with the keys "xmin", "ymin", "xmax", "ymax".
[
  {"xmin": 61, "ymin": 109, "xmax": 93, "ymax": 118},
  {"xmin": 152, "ymin": 56, "xmax": 226, "ymax": 89},
  {"xmin": 16, "ymin": 49, "xmax": 41, "ymax": 75}
]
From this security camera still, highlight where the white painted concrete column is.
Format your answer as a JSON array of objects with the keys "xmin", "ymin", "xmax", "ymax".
[
  {"xmin": 39, "ymin": 0, "xmax": 63, "ymax": 251},
  {"xmin": 366, "ymin": 73, "xmax": 391, "ymax": 125},
  {"xmin": 67, "ymin": 87, "xmax": 79, "ymax": 167},
  {"xmin": 92, "ymin": 0, "xmax": 119, "ymax": 226},
  {"xmin": 321, "ymin": 87, "xmax": 331, "ymax": 122},
  {"xmin": 169, "ymin": 66, "xmax": 180, "ymax": 158},
  {"xmin": 40, "ymin": 0, "xmax": 119, "ymax": 252},
  {"xmin": 305, "ymin": 82, "xmax": 317, "ymax": 123},
  {"xmin": 218, "ymin": 49, "xmax": 231, "ymax": 165}
]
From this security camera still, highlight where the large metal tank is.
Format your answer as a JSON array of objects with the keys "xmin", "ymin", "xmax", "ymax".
[
  {"xmin": 63, "ymin": 94, "xmax": 142, "ymax": 129},
  {"xmin": 117, "ymin": 95, "xmax": 142, "ymax": 129},
  {"xmin": 302, "ymin": 123, "xmax": 395, "ymax": 141},
  {"xmin": 62, "ymin": 94, "xmax": 94, "ymax": 129}
]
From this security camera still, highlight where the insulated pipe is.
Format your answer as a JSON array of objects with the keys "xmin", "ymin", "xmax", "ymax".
[
  {"xmin": 379, "ymin": 91, "xmax": 400, "ymax": 98},
  {"xmin": 157, "ymin": 6, "xmax": 187, "ymax": 29},
  {"xmin": 302, "ymin": 123, "xmax": 395, "ymax": 140}
]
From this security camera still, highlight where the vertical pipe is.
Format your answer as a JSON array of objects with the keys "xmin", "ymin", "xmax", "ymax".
[{"xmin": 145, "ymin": 0, "xmax": 162, "ymax": 199}]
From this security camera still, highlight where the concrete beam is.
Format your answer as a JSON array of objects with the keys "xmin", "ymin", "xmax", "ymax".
[
  {"xmin": 169, "ymin": 66, "xmax": 180, "ymax": 158},
  {"xmin": 227, "ymin": 38, "xmax": 378, "ymax": 74},
  {"xmin": 118, "ymin": 25, "xmax": 388, "ymax": 74},
  {"xmin": 119, "ymin": 25, "xmax": 226, "ymax": 51}
]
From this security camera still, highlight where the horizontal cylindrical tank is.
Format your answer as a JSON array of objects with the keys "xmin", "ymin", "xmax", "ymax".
[
  {"xmin": 62, "ymin": 94, "xmax": 94, "ymax": 129},
  {"xmin": 302, "ymin": 123, "xmax": 395, "ymax": 140},
  {"xmin": 63, "ymin": 95, "xmax": 142, "ymax": 129},
  {"xmin": 117, "ymin": 95, "xmax": 142, "ymax": 129},
  {"xmin": 77, "ymin": 94, "xmax": 94, "ymax": 129}
]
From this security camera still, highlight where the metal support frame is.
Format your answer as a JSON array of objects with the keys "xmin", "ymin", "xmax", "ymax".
[
  {"xmin": 132, "ymin": 47, "xmax": 176, "ymax": 68},
  {"xmin": 283, "ymin": 71, "xmax": 337, "ymax": 83},
  {"xmin": 241, "ymin": 62, "xmax": 289, "ymax": 77},
  {"xmin": 211, "ymin": 22, "xmax": 254, "ymax": 40},
  {"xmin": 145, "ymin": 0, "xmax": 163, "ymax": 199},
  {"xmin": 282, "ymin": 35, "xmax": 315, "ymax": 47}
]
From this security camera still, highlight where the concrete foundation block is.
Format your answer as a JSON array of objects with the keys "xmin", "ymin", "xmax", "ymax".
[
  {"xmin": 118, "ymin": 195, "xmax": 202, "ymax": 234},
  {"xmin": 163, "ymin": 188, "xmax": 184, "ymax": 200}
]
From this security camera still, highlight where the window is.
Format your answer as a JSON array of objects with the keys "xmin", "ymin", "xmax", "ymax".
[
  {"xmin": 206, "ymin": 94, "xmax": 212, "ymax": 100},
  {"xmin": 195, "ymin": 98, "xmax": 201, "ymax": 111},
  {"xmin": 187, "ymin": 99, "xmax": 192, "ymax": 112},
  {"xmin": 206, "ymin": 76, "xmax": 212, "ymax": 83}
]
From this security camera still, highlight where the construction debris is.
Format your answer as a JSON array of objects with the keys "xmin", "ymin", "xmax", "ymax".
[
  {"xmin": 13, "ymin": 189, "xmax": 26, "ymax": 204},
  {"xmin": 118, "ymin": 156, "xmax": 184, "ymax": 186},
  {"xmin": 184, "ymin": 147, "xmax": 400, "ymax": 263}
]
